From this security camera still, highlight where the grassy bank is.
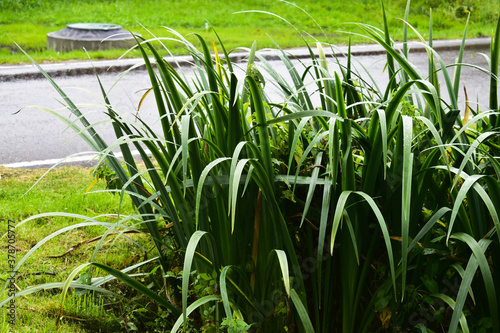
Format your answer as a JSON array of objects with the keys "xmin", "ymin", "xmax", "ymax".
[{"xmin": 1, "ymin": 0, "xmax": 499, "ymax": 64}]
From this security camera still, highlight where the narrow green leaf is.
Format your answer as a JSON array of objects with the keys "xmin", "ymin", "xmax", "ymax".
[
  {"xmin": 301, "ymin": 152, "xmax": 323, "ymax": 227},
  {"xmin": 403, "ymin": 0, "xmax": 411, "ymax": 59},
  {"xmin": 331, "ymin": 191, "xmax": 396, "ymax": 298},
  {"xmin": 401, "ymin": 115, "xmax": 413, "ymax": 300},
  {"xmin": 293, "ymin": 131, "xmax": 329, "ymax": 189},
  {"xmin": 274, "ymin": 250, "xmax": 290, "ymax": 298},
  {"xmin": 381, "ymin": 0, "xmax": 396, "ymax": 92},
  {"xmin": 231, "ymin": 159, "xmax": 252, "ymax": 233},
  {"xmin": 182, "ymin": 231, "xmax": 219, "ymax": 325},
  {"xmin": 172, "ymin": 295, "xmax": 221, "ymax": 333},
  {"xmin": 328, "ymin": 117, "xmax": 339, "ymax": 187},
  {"xmin": 92, "ymin": 262, "xmax": 181, "ymax": 315},
  {"xmin": 317, "ymin": 176, "xmax": 332, "ymax": 306},
  {"xmin": 430, "ymin": 293, "xmax": 470, "ymax": 333},
  {"xmin": 452, "ymin": 14, "xmax": 469, "ymax": 100},
  {"xmin": 452, "ymin": 131, "xmax": 497, "ymax": 189},
  {"xmin": 181, "ymin": 114, "xmax": 190, "ymax": 193},
  {"xmin": 490, "ymin": 16, "xmax": 500, "ymax": 127},
  {"xmin": 241, "ymin": 41, "xmax": 257, "ymax": 104},
  {"xmin": 451, "ymin": 263, "xmax": 475, "ymax": 305},
  {"xmin": 56, "ymin": 263, "xmax": 92, "ymax": 326},
  {"xmin": 408, "ymin": 207, "xmax": 451, "ymax": 252},
  {"xmin": 446, "ymin": 174, "xmax": 482, "ymax": 242},
  {"xmin": 0, "ymin": 282, "xmax": 122, "ymax": 308},
  {"xmin": 290, "ymin": 289, "xmax": 315, "ymax": 333},
  {"xmin": 416, "ymin": 116, "xmax": 449, "ymax": 167},
  {"xmin": 195, "ymin": 157, "xmax": 231, "ymax": 229},
  {"xmin": 448, "ymin": 235, "xmax": 497, "ymax": 333},
  {"xmin": 247, "ymin": 76, "xmax": 273, "ymax": 181},
  {"xmin": 219, "ymin": 266, "xmax": 233, "ymax": 320}
]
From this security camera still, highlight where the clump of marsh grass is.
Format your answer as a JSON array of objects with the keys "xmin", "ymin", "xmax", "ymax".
[{"xmin": 2, "ymin": 1, "xmax": 500, "ymax": 332}]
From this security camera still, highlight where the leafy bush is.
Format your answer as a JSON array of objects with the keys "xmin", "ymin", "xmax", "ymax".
[{"xmin": 2, "ymin": 1, "xmax": 500, "ymax": 332}]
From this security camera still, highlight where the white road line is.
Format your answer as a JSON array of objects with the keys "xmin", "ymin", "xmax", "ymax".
[{"xmin": 2, "ymin": 150, "xmax": 143, "ymax": 169}]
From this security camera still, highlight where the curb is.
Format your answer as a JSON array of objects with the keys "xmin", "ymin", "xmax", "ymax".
[{"xmin": 0, "ymin": 38, "xmax": 491, "ymax": 82}]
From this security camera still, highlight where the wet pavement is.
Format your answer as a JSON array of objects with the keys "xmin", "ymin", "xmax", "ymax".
[{"xmin": 0, "ymin": 38, "xmax": 494, "ymax": 168}]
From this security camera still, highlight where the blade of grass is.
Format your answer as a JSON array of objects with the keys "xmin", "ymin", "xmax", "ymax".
[
  {"xmin": 401, "ymin": 115, "xmax": 413, "ymax": 300},
  {"xmin": 380, "ymin": 0, "xmax": 396, "ymax": 92},
  {"xmin": 290, "ymin": 289, "xmax": 315, "ymax": 333},
  {"xmin": 452, "ymin": 14, "xmax": 469, "ymax": 100},
  {"xmin": 331, "ymin": 191, "xmax": 396, "ymax": 299},
  {"xmin": 448, "ymin": 235, "xmax": 497, "ymax": 333},
  {"xmin": 301, "ymin": 152, "xmax": 323, "ymax": 227},
  {"xmin": 182, "ymin": 231, "xmax": 219, "ymax": 326},
  {"xmin": 490, "ymin": 16, "xmax": 500, "ymax": 127},
  {"xmin": 172, "ymin": 295, "xmax": 221, "ymax": 333},
  {"xmin": 92, "ymin": 262, "xmax": 181, "ymax": 315}
]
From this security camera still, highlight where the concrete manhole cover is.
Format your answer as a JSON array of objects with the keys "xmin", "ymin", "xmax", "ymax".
[{"xmin": 47, "ymin": 23, "xmax": 138, "ymax": 52}]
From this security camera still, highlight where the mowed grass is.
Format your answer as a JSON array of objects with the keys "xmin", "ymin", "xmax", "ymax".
[
  {"xmin": 1, "ymin": 0, "xmax": 499, "ymax": 64},
  {"xmin": 0, "ymin": 165, "xmax": 154, "ymax": 332}
]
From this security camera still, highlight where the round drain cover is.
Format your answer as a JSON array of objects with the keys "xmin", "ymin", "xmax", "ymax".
[{"xmin": 47, "ymin": 23, "xmax": 138, "ymax": 52}]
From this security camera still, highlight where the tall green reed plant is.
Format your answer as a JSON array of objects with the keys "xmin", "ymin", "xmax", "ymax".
[{"xmin": 2, "ymin": 1, "xmax": 500, "ymax": 332}]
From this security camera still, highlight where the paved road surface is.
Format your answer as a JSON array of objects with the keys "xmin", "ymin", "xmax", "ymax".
[{"xmin": 0, "ymin": 42, "xmax": 493, "ymax": 168}]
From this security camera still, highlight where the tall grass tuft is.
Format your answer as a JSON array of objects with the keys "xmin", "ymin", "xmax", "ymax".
[{"xmin": 2, "ymin": 1, "xmax": 500, "ymax": 332}]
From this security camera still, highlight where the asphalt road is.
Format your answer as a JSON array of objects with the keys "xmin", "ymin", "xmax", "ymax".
[
  {"xmin": 0, "ymin": 43, "xmax": 493, "ymax": 168},
  {"xmin": 1, "ymin": 71, "xmax": 164, "ymax": 167}
]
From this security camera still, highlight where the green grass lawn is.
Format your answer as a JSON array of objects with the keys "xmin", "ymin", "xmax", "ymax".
[
  {"xmin": 0, "ymin": 165, "xmax": 157, "ymax": 332},
  {"xmin": 1, "ymin": 0, "xmax": 499, "ymax": 64}
]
